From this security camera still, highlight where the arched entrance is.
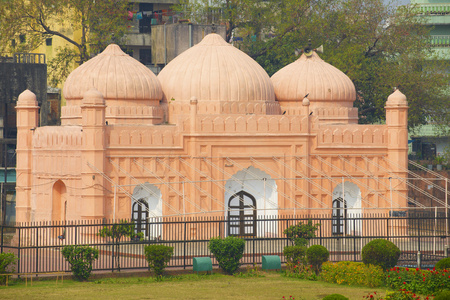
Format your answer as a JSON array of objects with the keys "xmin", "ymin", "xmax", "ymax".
[
  {"xmin": 332, "ymin": 197, "xmax": 346, "ymax": 235},
  {"xmin": 131, "ymin": 183, "xmax": 162, "ymax": 240},
  {"xmin": 52, "ymin": 180, "xmax": 67, "ymax": 238},
  {"xmin": 225, "ymin": 166, "xmax": 278, "ymax": 237},
  {"xmin": 52, "ymin": 180, "xmax": 67, "ymax": 223},
  {"xmin": 227, "ymin": 191, "xmax": 257, "ymax": 236},
  {"xmin": 332, "ymin": 182, "xmax": 362, "ymax": 235}
]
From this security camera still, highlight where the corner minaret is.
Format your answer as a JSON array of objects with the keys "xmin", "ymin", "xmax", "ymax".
[
  {"xmin": 81, "ymin": 89, "xmax": 106, "ymax": 220},
  {"xmin": 385, "ymin": 89, "xmax": 409, "ymax": 210},
  {"xmin": 15, "ymin": 90, "xmax": 39, "ymax": 223}
]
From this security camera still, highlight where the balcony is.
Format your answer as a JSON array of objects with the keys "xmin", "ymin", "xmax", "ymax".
[
  {"xmin": 417, "ymin": 4, "xmax": 450, "ymax": 24},
  {"xmin": 429, "ymin": 35, "xmax": 450, "ymax": 47}
]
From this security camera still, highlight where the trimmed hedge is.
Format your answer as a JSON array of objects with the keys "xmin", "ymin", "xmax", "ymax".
[
  {"xmin": 209, "ymin": 236, "xmax": 245, "ymax": 274},
  {"xmin": 61, "ymin": 245, "xmax": 99, "ymax": 281},
  {"xmin": 144, "ymin": 245, "xmax": 174, "ymax": 276},
  {"xmin": 284, "ymin": 245, "xmax": 307, "ymax": 266},
  {"xmin": 306, "ymin": 245, "xmax": 329, "ymax": 274},
  {"xmin": 434, "ymin": 290, "xmax": 450, "ymax": 300},
  {"xmin": 435, "ymin": 257, "xmax": 450, "ymax": 271},
  {"xmin": 320, "ymin": 261, "xmax": 384, "ymax": 288},
  {"xmin": 0, "ymin": 252, "xmax": 17, "ymax": 284},
  {"xmin": 361, "ymin": 239, "xmax": 400, "ymax": 270}
]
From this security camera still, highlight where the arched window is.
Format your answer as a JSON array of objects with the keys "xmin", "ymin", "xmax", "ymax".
[
  {"xmin": 132, "ymin": 199, "xmax": 149, "ymax": 238},
  {"xmin": 332, "ymin": 197, "xmax": 347, "ymax": 235},
  {"xmin": 227, "ymin": 191, "xmax": 256, "ymax": 237}
]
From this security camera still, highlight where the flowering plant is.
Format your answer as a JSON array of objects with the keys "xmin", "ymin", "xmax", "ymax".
[
  {"xmin": 385, "ymin": 266, "xmax": 449, "ymax": 295},
  {"xmin": 284, "ymin": 263, "xmax": 317, "ymax": 281},
  {"xmin": 321, "ymin": 261, "xmax": 384, "ymax": 287}
]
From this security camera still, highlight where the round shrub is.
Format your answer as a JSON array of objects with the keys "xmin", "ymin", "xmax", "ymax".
[
  {"xmin": 209, "ymin": 236, "xmax": 245, "ymax": 274},
  {"xmin": 435, "ymin": 257, "xmax": 450, "ymax": 270},
  {"xmin": 434, "ymin": 290, "xmax": 450, "ymax": 300},
  {"xmin": 144, "ymin": 245, "xmax": 174, "ymax": 276},
  {"xmin": 284, "ymin": 245, "xmax": 307, "ymax": 266},
  {"xmin": 322, "ymin": 294, "xmax": 349, "ymax": 300},
  {"xmin": 306, "ymin": 245, "xmax": 329, "ymax": 273},
  {"xmin": 61, "ymin": 245, "xmax": 99, "ymax": 281},
  {"xmin": 361, "ymin": 239, "xmax": 400, "ymax": 270}
]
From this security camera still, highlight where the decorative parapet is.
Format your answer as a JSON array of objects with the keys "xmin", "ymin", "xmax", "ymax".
[
  {"xmin": 107, "ymin": 125, "xmax": 181, "ymax": 148},
  {"xmin": 314, "ymin": 107, "xmax": 359, "ymax": 123},
  {"xmin": 186, "ymin": 114, "xmax": 312, "ymax": 134},
  {"xmin": 61, "ymin": 105, "xmax": 164, "ymax": 125},
  {"xmin": 317, "ymin": 125, "xmax": 388, "ymax": 147},
  {"xmin": 106, "ymin": 105, "xmax": 164, "ymax": 124},
  {"xmin": 32, "ymin": 126, "xmax": 82, "ymax": 149}
]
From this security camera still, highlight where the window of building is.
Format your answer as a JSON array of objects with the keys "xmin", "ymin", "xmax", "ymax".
[{"xmin": 139, "ymin": 48, "xmax": 152, "ymax": 65}]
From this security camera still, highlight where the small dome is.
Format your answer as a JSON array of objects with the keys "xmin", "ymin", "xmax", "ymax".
[
  {"xmin": 17, "ymin": 90, "xmax": 38, "ymax": 106},
  {"xmin": 63, "ymin": 44, "xmax": 162, "ymax": 101},
  {"xmin": 386, "ymin": 89, "xmax": 407, "ymax": 106},
  {"xmin": 157, "ymin": 33, "xmax": 275, "ymax": 102},
  {"xmin": 271, "ymin": 52, "xmax": 356, "ymax": 107},
  {"xmin": 82, "ymin": 88, "xmax": 105, "ymax": 106}
]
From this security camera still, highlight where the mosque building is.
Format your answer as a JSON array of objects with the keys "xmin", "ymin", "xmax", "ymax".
[{"xmin": 15, "ymin": 33, "xmax": 409, "ymax": 238}]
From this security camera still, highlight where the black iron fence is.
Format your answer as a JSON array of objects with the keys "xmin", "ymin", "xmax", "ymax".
[{"xmin": 1, "ymin": 213, "xmax": 449, "ymax": 274}]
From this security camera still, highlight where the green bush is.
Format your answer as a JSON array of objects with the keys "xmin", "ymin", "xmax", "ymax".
[
  {"xmin": 322, "ymin": 294, "xmax": 349, "ymax": 300},
  {"xmin": 434, "ymin": 290, "xmax": 450, "ymax": 300},
  {"xmin": 320, "ymin": 261, "xmax": 384, "ymax": 288},
  {"xmin": 306, "ymin": 245, "xmax": 329, "ymax": 274},
  {"xmin": 385, "ymin": 266, "xmax": 450, "ymax": 295},
  {"xmin": 361, "ymin": 239, "xmax": 400, "ymax": 270},
  {"xmin": 144, "ymin": 245, "xmax": 174, "ymax": 276},
  {"xmin": 61, "ymin": 245, "xmax": 99, "ymax": 281},
  {"xmin": 283, "ymin": 219, "xmax": 320, "ymax": 246},
  {"xmin": 0, "ymin": 252, "xmax": 18, "ymax": 284},
  {"xmin": 209, "ymin": 236, "xmax": 245, "ymax": 274},
  {"xmin": 284, "ymin": 245, "xmax": 307, "ymax": 266},
  {"xmin": 435, "ymin": 257, "xmax": 450, "ymax": 270}
]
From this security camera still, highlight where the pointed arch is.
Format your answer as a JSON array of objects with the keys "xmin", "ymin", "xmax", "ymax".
[
  {"xmin": 225, "ymin": 166, "xmax": 278, "ymax": 237},
  {"xmin": 332, "ymin": 182, "xmax": 362, "ymax": 235},
  {"xmin": 131, "ymin": 183, "xmax": 163, "ymax": 240},
  {"xmin": 52, "ymin": 180, "xmax": 67, "ymax": 223}
]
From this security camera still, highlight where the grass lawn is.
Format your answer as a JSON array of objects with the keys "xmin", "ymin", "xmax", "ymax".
[{"xmin": 0, "ymin": 272, "xmax": 388, "ymax": 300}]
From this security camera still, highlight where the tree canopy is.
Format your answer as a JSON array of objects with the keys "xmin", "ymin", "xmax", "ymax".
[
  {"xmin": 175, "ymin": 0, "xmax": 450, "ymax": 129},
  {"xmin": 0, "ymin": 0, "xmax": 130, "ymax": 86}
]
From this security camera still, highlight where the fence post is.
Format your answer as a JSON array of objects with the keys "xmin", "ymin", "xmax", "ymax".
[
  {"xmin": 445, "ymin": 246, "xmax": 448, "ymax": 257},
  {"xmin": 35, "ymin": 225, "xmax": 39, "ymax": 274},
  {"xmin": 183, "ymin": 221, "xmax": 187, "ymax": 270},
  {"xmin": 418, "ymin": 218, "xmax": 421, "ymax": 252},
  {"xmin": 386, "ymin": 218, "xmax": 389, "ymax": 241},
  {"xmin": 353, "ymin": 218, "xmax": 356, "ymax": 262},
  {"xmin": 417, "ymin": 251, "xmax": 421, "ymax": 269},
  {"xmin": 1, "ymin": 224, "xmax": 3, "ymax": 253},
  {"xmin": 17, "ymin": 226, "xmax": 21, "ymax": 275},
  {"xmin": 320, "ymin": 218, "xmax": 323, "ymax": 246},
  {"xmin": 253, "ymin": 235, "xmax": 255, "ymax": 265}
]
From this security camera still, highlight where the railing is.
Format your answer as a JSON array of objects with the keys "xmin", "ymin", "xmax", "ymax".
[
  {"xmin": 1, "ymin": 214, "xmax": 449, "ymax": 274},
  {"xmin": 418, "ymin": 4, "xmax": 450, "ymax": 15},
  {"xmin": 13, "ymin": 53, "xmax": 46, "ymax": 64},
  {"xmin": 429, "ymin": 35, "xmax": 450, "ymax": 47}
]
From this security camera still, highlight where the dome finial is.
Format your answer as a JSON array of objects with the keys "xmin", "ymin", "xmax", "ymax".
[
  {"xmin": 211, "ymin": 23, "xmax": 216, "ymax": 33},
  {"xmin": 304, "ymin": 39, "xmax": 313, "ymax": 57}
]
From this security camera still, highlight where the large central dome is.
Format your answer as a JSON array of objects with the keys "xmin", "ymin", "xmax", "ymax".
[{"xmin": 157, "ymin": 33, "xmax": 275, "ymax": 103}]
